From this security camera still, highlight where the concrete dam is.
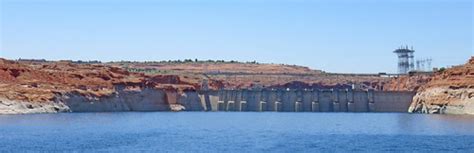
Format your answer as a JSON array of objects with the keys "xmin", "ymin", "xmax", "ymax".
[
  {"xmin": 179, "ymin": 89, "xmax": 416, "ymax": 112},
  {"xmin": 58, "ymin": 88, "xmax": 415, "ymax": 113}
]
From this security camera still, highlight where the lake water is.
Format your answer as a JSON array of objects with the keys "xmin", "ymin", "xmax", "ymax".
[{"xmin": 0, "ymin": 112, "xmax": 473, "ymax": 152}]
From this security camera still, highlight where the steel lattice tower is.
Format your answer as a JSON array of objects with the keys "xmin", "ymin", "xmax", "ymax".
[{"xmin": 394, "ymin": 46, "xmax": 415, "ymax": 74}]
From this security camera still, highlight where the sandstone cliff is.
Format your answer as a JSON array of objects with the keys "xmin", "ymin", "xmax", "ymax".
[
  {"xmin": 409, "ymin": 57, "xmax": 474, "ymax": 114},
  {"xmin": 0, "ymin": 59, "xmax": 200, "ymax": 114},
  {"xmin": 383, "ymin": 74, "xmax": 432, "ymax": 91}
]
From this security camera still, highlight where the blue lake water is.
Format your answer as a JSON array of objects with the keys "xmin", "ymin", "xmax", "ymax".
[{"xmin": 0, "ymin": 112, "xmax": 473, "ymax": 152}]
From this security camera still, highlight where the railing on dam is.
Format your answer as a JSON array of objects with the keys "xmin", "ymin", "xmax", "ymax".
[{"xmin": 197, "ymin": 89, "xmax": 415, "ymax": 112}]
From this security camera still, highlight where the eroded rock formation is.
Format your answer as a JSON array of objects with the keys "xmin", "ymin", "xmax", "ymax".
[
  {"xmin": 409, "ymin": 57, "xmax": 474, "ymax": 114},
  {"xmin": 0, "ymin": 59, "xmax": 199, "ymax": 114},
  {"xmin": 383, "ymin": 74, "xmax": 432, "ymax": 91}
]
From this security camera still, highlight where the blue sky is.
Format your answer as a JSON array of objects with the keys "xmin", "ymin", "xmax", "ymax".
[{"xmin": 0, "ymin": 0, "xmax": 472, "ymax": 73}]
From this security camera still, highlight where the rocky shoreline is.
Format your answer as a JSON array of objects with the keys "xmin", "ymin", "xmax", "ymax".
[
  {"xmin": 0, "ymin": 98, "xmax": 69, "ymax": 115},
  {"xmin": 0, "ymin": 58, "xmax": 203, "ymax": 114},
  {"xmin": 409, "ymin": 87, "xmax": 474, "ymax": 114},
  {"xmin": 408, "ymin": 57, "xmax": 473, "ymax": 115},
  {"xmin": 0, "ymin": 88, "xmax": 203, "ymax": 114}
]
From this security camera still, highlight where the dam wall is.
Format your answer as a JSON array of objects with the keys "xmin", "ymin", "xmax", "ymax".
[
  {"xmin": 201, "ymin": 89, "xmax": 415, "ymax": 112},
  {"xmin": 56, "ymin": 88, "xmax": 414, "ymax": 113}
]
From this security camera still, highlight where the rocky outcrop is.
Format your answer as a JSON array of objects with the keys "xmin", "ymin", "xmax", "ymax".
[
  {"xmin": 0, "ymin": 89, "xmax": 207, "ymax": 115},
  {"xmin": 0, "ymin": 87, "xmax": 204, "ymax": 114},
  {"xmin": 409, "ymin": 57, "xmax": 474, "ymax": 115},
  {"xmin": 383, "ymin": 74, "xmax": 432, "ymax": 91},
  {"xmin": 58, "ymin": 88, "xmax": 170, "ymax": 112},
  {"xmin": 409, "ymin": 87, "xmax": 474, "ymax": 114},
  {"xmin": 0, "ymin": 98, "xmax": 69, "ymax": 114},
  {"xmin": 0, "ymin": 58, "xmax": 203, "ymax": 114}
]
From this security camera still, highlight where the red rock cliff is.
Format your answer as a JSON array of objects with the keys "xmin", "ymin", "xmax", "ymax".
[
  {"xmin": 0, "ymin": 59, "xmax": 198, "ymax": 114},
  {"xmin": 409, "ymin": 57, "xmax": 474, "ymax": 114}
]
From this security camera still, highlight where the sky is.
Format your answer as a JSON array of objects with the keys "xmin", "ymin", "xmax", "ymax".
[{"xmin": 0, "ymin": 0, "xmax": 472, "ymax": 73}]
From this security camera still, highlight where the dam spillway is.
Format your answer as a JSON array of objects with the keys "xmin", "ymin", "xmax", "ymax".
[{"xmin": 190, "ymin": 89, "xmax": 415, "ymax": 112}]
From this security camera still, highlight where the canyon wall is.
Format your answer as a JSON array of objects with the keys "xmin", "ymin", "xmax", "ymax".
[
  {"xmin": 0, "ymin": 88, "xmax": 208, "ymax": 114},
  {"xmin": 0, "ymin": 58, "xmax": 203, "ymax": 114},
  {"xmin": 0, "ymin": 98, "xmax": 69, "ymax": 115},
  {"xmin": 409, "ymin": 57, "xmax": 474, "ymax": 115},
  {"xmin": 409, "ymin": 87, "xmax": 474, "ymax": 114},
  {"xmin": 59, "ymin": 88, "xmax": 170, "ymax": 112}
]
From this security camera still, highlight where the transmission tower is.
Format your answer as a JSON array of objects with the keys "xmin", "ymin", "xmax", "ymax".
[{"xmin": 394, "ymin": 45, "xmax": 415, "ymax": 74}]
